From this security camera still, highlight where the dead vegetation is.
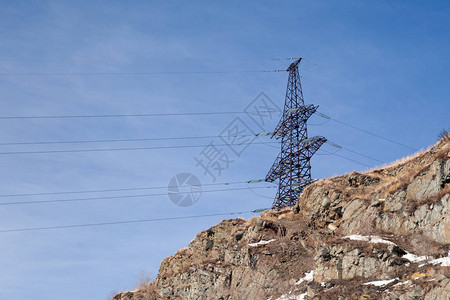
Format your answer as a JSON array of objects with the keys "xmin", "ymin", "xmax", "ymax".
[
  {"xmin": 113, "ymin": 137, "xmax": 450, "ymax": 300},
  {"xmin": 438, "ymin": 129, "xmax": 450, "ymax": 142},
  {"xmin": 407, "ymin": 185, "xmax": 450, "ymax": 214},
  {"xmin": 130, "ymin": 271, "xmax": 158, "ymax": 300}
]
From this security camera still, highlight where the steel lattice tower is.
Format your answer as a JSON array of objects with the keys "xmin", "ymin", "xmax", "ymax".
[{"xmin": 265, "ymin": 58, "xmax": 327, "ymax": 210}]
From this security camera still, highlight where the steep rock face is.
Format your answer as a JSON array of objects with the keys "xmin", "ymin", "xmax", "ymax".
[
  {"xmin": 298, "ymin": 149, "xmax": 450, "ymax": 245},
  {"xmin": 113, "ymin": 138, "xmax": 450, "ymax": 300}
]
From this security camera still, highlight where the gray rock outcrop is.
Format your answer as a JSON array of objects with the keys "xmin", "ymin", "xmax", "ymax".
[{"xmin": 113, "ymin": 137, "xmax": 450, "ymax": 299}]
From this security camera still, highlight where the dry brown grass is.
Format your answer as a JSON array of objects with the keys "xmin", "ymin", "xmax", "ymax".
[
  {"xmin": 438, "ymin": 129, "xmax": 450, "ymax": 142},
  {"xmin": 134, "ymin": 270, "xmax": 158, "ymax": 299},
  {"xmin": 366, "ymin": 135, "xmax": 449, "ymax": 175},
  {"xmin": 135, "ymin": 270, "xmax": 153, "ymax": 288},
  {"xmin": 305, "ymin": 135, "xmax": 449, "ymax": 207},
  {"xmin": 405, "ymin": 185, "xmax": 450, "ymax": 214},
  {"xmin": 367, "ymin": 148, "xmax": 426, "ymax": 174},
  {"xmin": 435, "ymin": 147, "xmax": 450, "ymax": 160},
  {"xmin": 109, "ymin": 270, "xmax": 158, "ymax": 300},
  {"xmin": 108, "ymin": 290, "xmax": 121, "ymax": 300}
]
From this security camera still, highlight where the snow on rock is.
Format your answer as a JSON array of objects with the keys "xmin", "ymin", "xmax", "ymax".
[
  {"xmin": 297, "ymin": 292, "xmax": 307, "ymax": 300},
  {"xmin": 273, "ymin": 271, "xmax": 312, "ymax": 300},
  {"xmin": 394, "ymin": 280, "xmax": 411, "ymax": 287},
  {"xmin": 276, "ymin": 292, "xmax": 307, "ymax": 300},
  {"xmin": 295, "ymin": 270, "xmax": 314, "ymax": 285},
  {"xmin": 343, "ymin": 235, "xmax": 443, "ymax": 266},
  {"xmin": 363, "ymin": 278, "xmax": 398, "ymax": 287},
  {"xmin": 428, "ymin": 250, "xmax": 450, "ymax": 267},
  {"xmin": 343, "ymin": 235, "xmax": 396, "ymax": 245},
  {"xmin": 403, "ymin": 252, "xmax": 430, "ymax": 263},
  {"xmin": 248, "ymin": 239, "xmax": 276, "ymax": 247}
]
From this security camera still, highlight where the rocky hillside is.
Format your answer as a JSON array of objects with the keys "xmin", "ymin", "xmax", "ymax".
[{"xmin": 113, "ymin": 136, "xmax": 450, "ymax": 300}]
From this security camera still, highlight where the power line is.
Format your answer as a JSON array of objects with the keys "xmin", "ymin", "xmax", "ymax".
[
  {"xmin": 0, "ymin": 140, "xmax": 279, "ymax": 155},
  {"xmin": 0, "ymin": 180, "xmax": 263, "ymax": 198},
  {"xmin": 332, "ymin": 118, "xmax": 418, "ymax": 151},
  {"xmin": 0, "ymin": 209, "xmax": 266, "ymax": 233},
  {"xmin": 0, "ymin": 133, "xmax": 386, "ymax": 167},
  {"xmin": 0, "ymin": 133, "xmax": 387, "ymax": 169},
  {"xmin": 341, "ymin": 146, "xmax": 385, "ymax": 164},
  {"xmin": 0, "ymin": 70, "xmax": 281, "ymax": 76},
  {"xmin": 316, "ymin": 111, "xmax": 418, "ymax": 151},
  {"xmin": 0, "ymin": 110, "xmax": 278, "ymax": 120},
  {"xmin": 0, "ymin": 139, "xmax": 380, "ymax": 197},
  {"xmin": 0, "ymin": 186, "xmax": 276, "ymax": 206},
  {"xmin": 0, "ymin": 134, "xmax": 259, "ymax": 146},
  {"xmin": 325, "ymin": 141, "xmax": 385, "ymax": 164},
  {"xmin": 0, "ymin": 109, "xmax": 418, "ymax": 153},
  {"xmin": 0, "ymin": 57, "xmax": 300, "ymax": 63},
  {"xmin": 0, "ymin": 136, "xmax": 384, "ymax": 173},
  {"xmin": 0, "ymin": 128, "xmax": 386, "ymax": 172},
  {"xmin": 0, "ymin": 108, "xmax": 407, "ymax": 166},
  {"xmin": 246, "ymin": 183, "xmax": 273, "ymax": 199},
  {"xmin": 320, "ymin": 148, "xmax": 372, "ymax": 168}
]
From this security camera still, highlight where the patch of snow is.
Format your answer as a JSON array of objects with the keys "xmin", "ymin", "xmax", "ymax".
[
  {"xmin": 343, "ymin": 235, "xmax": 445, "ymax": 267},
  {"xmin": 379, "ymin": 198, "xmax": 386, "ymax": 201},
  {"xmin": 344, "ymin": 234, "xmax": 369, "ymax": 242},
  {"xmin": 403, "ymin": 253, "xmax": 430, "ymax": 263},
  {"xmin": 276, "ymin": 292, "xmax": 307, "ymax": 300},
  {"xmin": 363, "ymin": 278, "xmax": 398, "ymax": 287},
  {"xmin": 298, "ymin": 292, "xmax": 307, "ymax": 300},
  {"xmin": 344, "ymin": 235, "xmax": 395, "ymax": 245},
  {"xmin": 367, "ymin": 236, "xmax": 396, "ymax": 245},
  {"xmin": 428, "ymin": 250, "xmax": 450, "ymax": 267},
  {"xmin": 320, "ymin": 282, "xmax": 326, "ymax": 287},
  {"xmin": 296, "ymin": 270, "xmax": 314, "ymax": 285},
  {"xmin": 248, "ymin": 239, "xmax": 276, "ymax": 247},
  {"xmin": 393, "ymin": 280, "xmax": 411, "ymax": 287}
]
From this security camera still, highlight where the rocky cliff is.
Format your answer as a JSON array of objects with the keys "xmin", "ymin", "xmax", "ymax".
[{"xmin": 113, "ymin": 136, "xmax": 450, "ymax": 300}]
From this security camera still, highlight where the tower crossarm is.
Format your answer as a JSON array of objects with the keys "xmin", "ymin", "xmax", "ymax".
[
  {"xmin": 271, "ymin": 104, "xmax": 319, "ymax": 139},
  {"xmin": 296, "ymin": 136, "xmax": 327, "ymax": 158},
  {"xmin": 279, "ymin": 136, "xmax": 326, "ymax": 166},
  {"xmin": 265, "ymin": 154, "xmax": 282, "ymax": 182},
  {"xmin": 287, "ymin": 58, "xmax": 302, "ymax": 71},
  {"xmin": 265, "ymin": 136, "xmax": 327, "ymax": 182}
]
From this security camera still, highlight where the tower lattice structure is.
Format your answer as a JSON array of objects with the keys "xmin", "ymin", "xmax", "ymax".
[{"xmin": 265, "ymin": 58, "xmax": 327, "ymax": 210}]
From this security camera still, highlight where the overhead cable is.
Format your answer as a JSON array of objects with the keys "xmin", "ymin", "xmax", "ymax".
[
  {"xmin": 0, "ymin": 186, "xmax": 276, "ymax": 206},
  {"xmin": 0, "ymin": 209, "xmax": 269, "ymax": 233}
]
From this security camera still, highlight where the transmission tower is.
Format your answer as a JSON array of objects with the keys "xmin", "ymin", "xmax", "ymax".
[{"xmin": 265, "ymin": 58, "xmax": 327, "ymax": 210}]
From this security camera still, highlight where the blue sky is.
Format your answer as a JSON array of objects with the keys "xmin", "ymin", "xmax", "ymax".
[{"xmin": 0, "ymin": 1, "xmax": 449, "ymax": 299}]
